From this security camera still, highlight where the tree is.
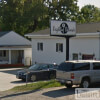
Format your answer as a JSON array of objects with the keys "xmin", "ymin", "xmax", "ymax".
[
  {"xmin": 0, "ymin": 0, "xmax": 48, "ymax": 35},
  {"xmin": 45, "ymin": 0, "xmax": 79, "ymax": 21},
  {"xmin": 80, "ymin": 5, "xmax": 100, "ymax": 23}
]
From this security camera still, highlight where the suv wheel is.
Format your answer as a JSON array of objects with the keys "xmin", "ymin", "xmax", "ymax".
[
  {"xmin": 31, "ymin": 75, "xmax": 36, "ymax": 82},
  {"xmin": 65, "ymin": 84, "xmax": 72, "ymax": 88},
  {"xmin": 81, "ymin": 78, "xmax": 90, "ymax": 88}
]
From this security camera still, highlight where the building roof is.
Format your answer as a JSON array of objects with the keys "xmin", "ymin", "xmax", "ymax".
[
  {"xmin": 0, "ymin": 31, "xmax": 10, "ymax": 37},
  {"xmin": 0, "ymin": 31, "xmax": 31, "ymax": 47},
  {"xmin": 77, "ymin": 22, "xmax": 100, "ymax": 33},
  {"xmin": 25, "ymin": 22, "xmax": 100, "ymax": 37},
  {"xmin": 25, "ymin": 28, "xmax": 50, "ymax": 36}
]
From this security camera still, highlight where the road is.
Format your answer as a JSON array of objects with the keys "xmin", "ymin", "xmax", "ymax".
[{"xmin": 0, "ymin": 68, "xmax": 27, "ymax": 91}]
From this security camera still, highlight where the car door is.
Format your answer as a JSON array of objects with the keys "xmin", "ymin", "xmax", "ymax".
[
  {"xmin": 39, "ymin": 64, "xmax": 50, "ymax": 80},
  {"xmin": 92, "ymin": 62, "xmax": 100, "ymax": 82}
]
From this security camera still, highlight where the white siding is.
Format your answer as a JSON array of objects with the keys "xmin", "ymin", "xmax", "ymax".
[
  {"xmin": 32, "ymin": 37, "xmax": 66, "ymax": 64},
  {"xmin": 69, "ymin": 37, "xmax": 100, "ymax": 60}
]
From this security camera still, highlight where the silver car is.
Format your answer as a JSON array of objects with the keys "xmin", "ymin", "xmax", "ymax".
[{"xmin": 56, "ymin": 60, "xmax": 100, "ymax": 88}]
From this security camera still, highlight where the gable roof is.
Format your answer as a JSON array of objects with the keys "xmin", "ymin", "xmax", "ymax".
[
  {"xmin": 77, "ymin": 22, "xmax": 100, "ymax": 33},
  {"xmin": 25, "ymin": 29, "xmax": 50, "ymax": 36},
  {"xmin": 0, "ymin": 31, "xmax": 31, "ymax": 47},
  {"xmin": 25, "ymin": 22, "xmax": 100, "ymax": 37},
  {"xmin": 0, "ymin": 31, "xmax": 10, "ymax": 37}
]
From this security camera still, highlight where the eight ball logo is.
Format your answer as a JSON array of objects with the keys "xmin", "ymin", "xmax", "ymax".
[{"xmin": 60, "ymin": 23, "xmax": 69, "ymax": 34}]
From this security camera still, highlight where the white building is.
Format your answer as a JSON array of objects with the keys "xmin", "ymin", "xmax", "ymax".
[
  {"xmin": 69, "ymin": 22, "xmax": 100, "ymax": 60},
  {"xmin": 26, "ymin": 22, "xmax": 100, "ymax": 64},
  {"xmin": 0, "ymin": 31, "xmax": 32, "ymax": 66}
]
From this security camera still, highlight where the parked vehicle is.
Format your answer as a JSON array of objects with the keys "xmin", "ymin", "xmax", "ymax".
[
  {"xmin": 56, "ymin": 60, "xmax": 100, "ymax": 88},
  {"xmin": 16, "ymin": 63, "xmax": 58, "ymax": 82}
]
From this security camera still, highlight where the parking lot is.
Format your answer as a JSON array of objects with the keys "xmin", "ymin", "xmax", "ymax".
[
  {"xmin": 0, "ymin": 86, "xmax": 75, "ymax": 100},
  {"xmin": 0, "ymin": 68, "xmax": 27, "ymax": 91},
  {"xmin": 1, "ymin": 86, "xmax": 100, "ymax": 100},
  {"xmin": 1, "ymin": 68, "xmax": 100, "ymax": 100}
]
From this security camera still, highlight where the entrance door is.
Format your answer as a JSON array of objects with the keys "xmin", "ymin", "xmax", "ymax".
[{"xmin": 18, "ymin": 50, "xmax": 24, "ymax": 64}]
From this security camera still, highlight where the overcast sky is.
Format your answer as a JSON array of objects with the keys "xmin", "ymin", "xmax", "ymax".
[{"xmin": 78, "ymin": 0, "xmax": 100, "ymax": 9}]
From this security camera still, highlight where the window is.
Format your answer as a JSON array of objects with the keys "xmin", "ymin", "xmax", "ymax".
[
  {"xmin": 58, "ymin": 62, "xmax": 90, "ymax": 72},
  {"xmin": 73, "ymin": 53, "xmax": 78, "ymax": 60},
  {"xmin": 56, "ymin": 43, "xmax": 63, "ymax": 52},
  {"xmin": 0, "ymin": 50, "xmax": 6, "ymax": 57},
  {"xmin": 37, "ymin": 43, "xmax": 43, "ymax": 51},
  {"xmin": 73, "ymin": 63, "xmax": 90, "ymax": 71},
  {"xmin": 93, "ymin": 63, "xmax": 100, "ymax": 70},
  {"xmin": 58, "ymin": 62, "xmax": 73, "ymax": 71}
]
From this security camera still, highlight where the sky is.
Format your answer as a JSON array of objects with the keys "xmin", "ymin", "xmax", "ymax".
[{"xmin": 78, "ymin": 0, "xmax": 100, "ymax": 9}]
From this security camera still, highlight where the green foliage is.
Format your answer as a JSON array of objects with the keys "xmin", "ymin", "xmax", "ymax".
[
  {"xmin": 0, "ymin": 0, "xmax": 100, "ymax": 35},
  {"xmin": 80, "ymin": 5, "xmax": 100, "ymax": 23},
  {"xmin": 0, "ymin": 0, "xmax": 49, "ymax": 35},
  {"xmin": 46, "ymin": 0, "xmax": 79, "ymax": 21},
  {"xmin": 10, "ymin": 80, "xmax": 62, "ymax": 92}
]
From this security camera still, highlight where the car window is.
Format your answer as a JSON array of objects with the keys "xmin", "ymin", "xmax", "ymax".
[
  {"xmin": 93, "ymin": 63, "xmax": 100, "ymax": 70},
  {"xmin": 58, "ymin": 62, "xmax": 73, "ymax": 72},
  {"xmin": 29, "ymin": 64, "xmax": 43, "ymax": 70},
  {"xmin": 41, "ymin": 65, "xmax": 49, "ymax": 70},
  {"xmin": 48, "ymin": 64, "xmax": 54, "ymax": 68},
  {"xmin": 73, "ymin": 63, "xmax": 90, "ymax": 71}
]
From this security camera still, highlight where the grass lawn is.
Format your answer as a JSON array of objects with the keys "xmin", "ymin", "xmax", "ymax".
[{"xmin": 10, "ymin": 80, "xmax": 63, "ymax": 92}]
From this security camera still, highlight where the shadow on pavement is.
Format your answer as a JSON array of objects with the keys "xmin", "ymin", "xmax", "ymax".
[
  {"xmin": 11, "ymin": 80, "xmax": 26, "ymax": 84},
  {"xmin": 11, "ymin": 80, "xmax": 34, "ymax": 84},
  {"xmin": 42, "ymin": 87, "xmax": 75, "ymax": 98},
  {"xmin": 0, "ymin": 89, "xmax": 39, "ymax": 99},
  {"xmin": 0, "ymin": 68, "xmax": 24, "ymax": 75}
]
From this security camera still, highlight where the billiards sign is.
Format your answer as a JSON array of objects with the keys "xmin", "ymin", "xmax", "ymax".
[{"xmin": 50, "ymin": 20, "xmax": 76, "ymax": 36}]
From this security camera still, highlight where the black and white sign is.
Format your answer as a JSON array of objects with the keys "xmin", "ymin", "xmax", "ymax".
[{"xmin": 50, "ymin": 20, "xmax": 76, "ymax": 36}]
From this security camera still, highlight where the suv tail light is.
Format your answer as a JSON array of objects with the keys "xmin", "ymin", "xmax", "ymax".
[{"xmin": 71, "ymin": 73, "xmax": 74, "ymax": 79}]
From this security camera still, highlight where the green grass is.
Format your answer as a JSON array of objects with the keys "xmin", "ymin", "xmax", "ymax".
[{"xmin": 10, "ymin": 80, "xmax": 62, "ymax": 92}]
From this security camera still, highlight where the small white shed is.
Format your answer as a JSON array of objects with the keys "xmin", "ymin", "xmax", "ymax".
[{"xmin": 0, "ymin": 31, "xmax": 32, "ymax": 66}]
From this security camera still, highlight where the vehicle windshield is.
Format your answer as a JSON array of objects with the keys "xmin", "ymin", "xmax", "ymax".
[
  {"xmin": 58, "ymin": 62, "xmax": 73, "ymax": 71},
  {"xmin": 29, "ymin": 64, "xmax": 43, "ymax": 70}
]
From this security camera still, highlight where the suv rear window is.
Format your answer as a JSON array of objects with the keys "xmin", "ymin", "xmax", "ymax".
[
  {"xmin": 58, "ymin": 62, "xmax": 90, "ymax": 72},
  {"xmin": 73, "ymin": 63, "xmax": 90, "ymax": 71},
  {"xmin": 93, "ymin": 63, "xmax": 100, "ymax": 70},
  {"xmin": 58, "ymin": 62, "xmax": 73, "ymax": 71}
]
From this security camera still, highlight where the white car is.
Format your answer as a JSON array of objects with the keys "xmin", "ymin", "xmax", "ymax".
[{"xmin": 56, "ymin": 60, "xmax": 100, "ymax": 88}]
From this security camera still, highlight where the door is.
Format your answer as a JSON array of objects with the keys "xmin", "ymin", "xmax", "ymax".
[{"xmin": 38, "ymin": 64, "xmax": 50, "ymax": 80}]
